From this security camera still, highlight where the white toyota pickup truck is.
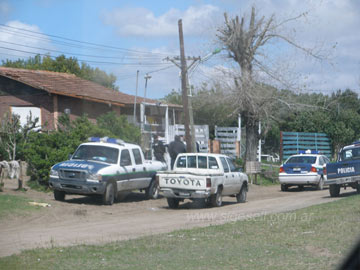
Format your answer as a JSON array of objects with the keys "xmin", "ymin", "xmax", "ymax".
[
  {"xmin": 157, "ymin": 153, "xmax": 249, "ymax": 208},
  {"xmin": 49, "ymin": 137, "xmax": 167, "ymax": 205}
]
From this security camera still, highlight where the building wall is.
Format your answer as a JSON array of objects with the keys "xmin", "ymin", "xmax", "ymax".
[
  {"xmin": 0, "ymin": 76, "xmax": 54, "ymax": 129},
  {"xmin": 0, "ymin": 76, "xmax": 124, "ymax": 130}
]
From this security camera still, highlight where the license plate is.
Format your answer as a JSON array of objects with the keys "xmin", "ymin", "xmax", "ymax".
[{"xmin": 293, "ymin": 168, "xmax": 301, "ymax": 172}]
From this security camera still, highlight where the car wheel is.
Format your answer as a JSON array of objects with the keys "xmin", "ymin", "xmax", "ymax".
[
  {"xmin": 54, "ymin": 190, "xmax": 65, "ymax": 201},
  {"xmin": 329, "ymin": 184, "xmax": 340, "ymax": 197},
  {"xmin": 236, "ymin": 186, "xmax": 247, "ymax": 203},
  {"xmin": 167, "ymin": 198, "xmax": 179, "ymax": 209},
  {"xmin": 103, "ymin": 182, "xmax": 115, "ymax": 205},
  {"xmin": 145, "ymin": 179, "xmax": 159, "ymax": 200},
  {"xmin": 298, "ymin": 185, "xmax": 304, "ymax": 191},
  {"xmin": 211, "ymin": 187, "xmax": 223, "ymax": 207},
  {"xmin": 280, "ymin": 184, "xmax": 288, "ymax": 192},
  {"xmin": 317, "ymin": 177, "xmax": 324, "ymax": 190}
]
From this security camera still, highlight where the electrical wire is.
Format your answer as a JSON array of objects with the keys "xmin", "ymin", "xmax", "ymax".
[{"xmin": 0, "ymin": 24, "xmax": 174, "ymax": 56}]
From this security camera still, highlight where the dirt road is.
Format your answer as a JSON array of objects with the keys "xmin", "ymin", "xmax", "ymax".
[{"xmin": 0, "ymin": 180, "xmax": 356, "ymax": 258}]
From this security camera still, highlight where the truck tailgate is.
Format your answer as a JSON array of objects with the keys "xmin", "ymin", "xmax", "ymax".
[{"xmin": 159, "ymin": 173, "xmax": 207, "ymax": 190}]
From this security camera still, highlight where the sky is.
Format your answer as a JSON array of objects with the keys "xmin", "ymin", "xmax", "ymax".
[{"xmin": 0, "ymin": 0, "xmax": 359, "ymax": 99}]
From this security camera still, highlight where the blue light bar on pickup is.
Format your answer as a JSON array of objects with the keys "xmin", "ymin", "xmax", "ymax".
[
  {"xmin": 88, "ymin": 137, "xmax": 125, "ymax": 145},
  {"xmin": 299, "ymin": 150, "xmax": 319, "ymax": 154}
]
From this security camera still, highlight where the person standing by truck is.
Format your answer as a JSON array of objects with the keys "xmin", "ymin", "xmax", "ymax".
[
  {"xmin": 168, "ymin": 135, "xmax": 186, "ymax": 170},
  {"xmin": 152, "ymin": 135, "xmax": 166, "ymax": 162}
]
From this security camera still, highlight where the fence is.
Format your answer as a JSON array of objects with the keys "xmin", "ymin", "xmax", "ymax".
[
  {"xmin": 214, "ymin": 126, "xmax": 241, "ymax": 157},
  {"xmin": 280, "ymin": 131, "xmax": 331, "ymax": 161},
  {"xmin": 169, "ymin": 124, "xmax": 209, "ymax": 152}
]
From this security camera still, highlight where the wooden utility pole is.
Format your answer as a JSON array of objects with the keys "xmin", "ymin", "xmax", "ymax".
[{"xmin": 178, "ymin": 19, "xmax": 192, "ymax": 152}]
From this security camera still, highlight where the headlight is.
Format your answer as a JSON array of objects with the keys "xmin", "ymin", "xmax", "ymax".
[
  {"xmin": 50, "ymin": 169, "xmax": 59, "ymax": 177},
  {"xmin": 87, "ymin": 173, "xmax": 102, "ymax": 182}
]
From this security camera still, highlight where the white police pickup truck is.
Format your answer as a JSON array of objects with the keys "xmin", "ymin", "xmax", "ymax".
[
  {"xmin": 49, "ymin": 137, "xmax": 167, "ymax": 205},
  {"xmin": 157, "ymin": 153, "xmax": 249, "ymax": 208}
]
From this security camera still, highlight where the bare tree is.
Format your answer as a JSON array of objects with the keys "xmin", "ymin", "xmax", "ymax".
[{"xmin": 217, "ymin": 6, "xmax": 323, "ymax": 164}]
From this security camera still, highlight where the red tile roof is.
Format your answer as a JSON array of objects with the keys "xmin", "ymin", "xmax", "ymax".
[{"xmin": 0, "ymin": 67, "xmax": 181, "ymax": 108}]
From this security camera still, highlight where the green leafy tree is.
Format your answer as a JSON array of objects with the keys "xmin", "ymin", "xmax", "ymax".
[{"xmin": 2, "ymin": 54, "xmax": 118, "ymax": 90}]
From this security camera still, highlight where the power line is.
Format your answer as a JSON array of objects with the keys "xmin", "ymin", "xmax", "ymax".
[
  {"xmin": 0, "ymin": 45, "xmax": 172, "ymax": 66},
  {"xmin": 0, "ymin": 24, "xmax": 174, "ymax": 57},
  {"xmin": 0, "ymin": 40, "xmax": 166, "ymax": 60}
]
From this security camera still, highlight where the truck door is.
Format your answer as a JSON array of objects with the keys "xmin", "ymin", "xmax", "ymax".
[
  {"xmin": 219, "ymin": 157, "xmax": 233, "ymax": 195},
  {"xmin": 118, "ymin": 149, "xmax": 133, "ymax": 191},
  {"xmin": 130, "ymin": 148, "xmax": 151, "ymax": 189},
  {"xmin": 226, "ymin": 157, "xmax": 241, "ymax": 194}
]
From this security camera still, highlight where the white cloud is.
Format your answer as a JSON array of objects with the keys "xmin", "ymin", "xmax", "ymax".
[
  {"xmin": 0, "ymin": 20, "xmax": 52, "ymax": 60},
  {"xmin": 101, "ymin": 5, "xmax": 220, "ymax": 37}
]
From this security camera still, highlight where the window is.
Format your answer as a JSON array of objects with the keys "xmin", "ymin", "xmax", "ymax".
[
  {"xmin": 220, "ymin": 157, "xmax": 229, "ymax": 173},
  {"xmin": 198, "ymin": 156, "xmax": 207, "ymax": 169},
  {"xmin": 208, "ymin": 157, "xmax": 219, "ymax": 169},
  {"xmin": 187, "ymin": 156, "xmax": 197, "ymax": 168},
  {"xmin": 176, "ymin": 156, "xmax": 186, "ymax": 168},
  {"xmin": 286, "ymin": 156, "xmax": 316, "ymax": 164},
  {"xmin": 120, "ymin": 149, "xmax": 132, "ymax": 166},
  {"xmin": 72, "ymin": 145, "xmax": 119, "ymax": 164},
  {"xmin": 11, "ymin": 106, "xmax": 41, "ymax": 131},
  {"xmin": 132, "ymin": 149, "xmax": 142, "ymax": 165},
  {"xmin": 226, "ymin": 158, "xmax": 237, "ymax": 172}
]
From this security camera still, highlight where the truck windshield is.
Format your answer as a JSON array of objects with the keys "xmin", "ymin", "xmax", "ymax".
[{"xmin": 72, "ymin": 145, "xmax": 119, "ymax": 164}]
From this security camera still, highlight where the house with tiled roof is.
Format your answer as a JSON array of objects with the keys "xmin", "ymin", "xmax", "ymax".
[{"xmin": 0, "ymin": 67, "xmax": 182, "ymax": 136}]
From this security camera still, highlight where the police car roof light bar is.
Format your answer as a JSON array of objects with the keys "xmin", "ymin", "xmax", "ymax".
[
  {"xmin": 298, "ymin": 150, "xmax": 319, "ymax": 154},
  {"xmin": 88, "ymin": 137, "xmax": 125, "ymax": 145}
]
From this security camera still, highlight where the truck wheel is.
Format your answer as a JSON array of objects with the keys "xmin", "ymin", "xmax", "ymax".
[
  {"xmin": 317, "ymin": 177, "xmax": 324, "ymax": 190},
  {"xmin": 145, "ymin": 180, "xmax": 159, "ymax": 200},
  {"xmin": 329, "ymin": 184, "xmax": 340, "ymax": 197},
  {"xmin": 103, "ymin": 182, "xmax": 115, "ymax": 205},
  {"xmin": 167, "ymin": 198, "xmax": 179, "ymax": 209},
  {"xmin": 298, "ymin": 185, "xmax": 304, "ymax": 191},
  {"xmin": 280, "ymin": 184, "xmax": 288, "ymax": 192},
  {"xmin": 236, "ymin": 186, "xmax": 247, "ymax": 203},
  {"xmin": 356, "ymin": 183, "xmax": 360, "ymax": 194},
  {"xmin": 211, "ymin": 188, "xmax": 223, "ymax": 207},
  {"xmin": 54, "ymin": 190, "xmax": 65, "ymax": 201}
]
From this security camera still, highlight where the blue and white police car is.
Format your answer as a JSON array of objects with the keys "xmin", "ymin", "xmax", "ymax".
[
  {"xmin": 279, "ymin": 150, "xmax": 330, "ymax": 191},
  {"xmin": 49, "ymin": 137, "xmax": 167, "ymax": 205}
]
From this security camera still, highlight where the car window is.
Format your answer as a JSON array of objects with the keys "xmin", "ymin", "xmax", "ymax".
[
  {"xmin": 176, "ymin": 156, "xmax": 186, "ymax": 168},
  {"xmin": 286, "ymin": 156, "xmax": 316, "ymax": 164},
  {"xmin": 72, "ymin": 145, "xmax": 118, "ymax": 164},
  {"xmin": 318, "ymin": 156, "xmax": 324, "ymax": 165},
  {"xmin": 132, "ymin": 148, "xmax": 142, "ymax": 165},
  {"xmin": 324, "ymin": 157, "xmax": 330, "ymax": 163},
  {"xmin": 220, "ymin": 157, "xmax": 230, "ymax": 173},
  {"xmin": 198, "ymin": 156, "xmax": 207, "ymax": 169},
  {"xmin": 340, "ymin": 147, "xmax": 360, "ymax": 161},
  {"xmin": 120, "ymin": 149, "xmax": 132, "ymax": 166},
  {"xmin": 208, "ymin": 157, "xmax": 219, "ymax": 169},
  {"xmin": 187, "ymin": 156, "xmax": 197, "ymax": 168},
  {"xmin": 226, "ymin": 158, "xmax": 237, "ymax": 172}
]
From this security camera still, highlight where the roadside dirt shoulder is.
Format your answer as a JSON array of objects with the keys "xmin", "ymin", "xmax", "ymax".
[{"xmin": 0, "ymin": 179, "xmax": 354, "ymax": 257}]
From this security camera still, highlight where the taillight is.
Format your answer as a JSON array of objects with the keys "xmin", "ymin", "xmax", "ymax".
[
  {"xmin": 206, "ymin": 177, "xmax": 211, "ymax": 188},
  {"xmin": 310, "ymin": 167, "xmax": 317, "ymax": 173},
  {"xmin": 279, "ymin": 167, "xmax": 284, "ymax": 173}
]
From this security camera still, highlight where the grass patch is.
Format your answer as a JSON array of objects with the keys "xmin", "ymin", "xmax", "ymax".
[
  {"xmin": 1, "ymin": 195, "xmax": 359, "ymax": 269},
  {"xmin": 0, "ymin": 194, "xmax": 44, "ymax": 218}
]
